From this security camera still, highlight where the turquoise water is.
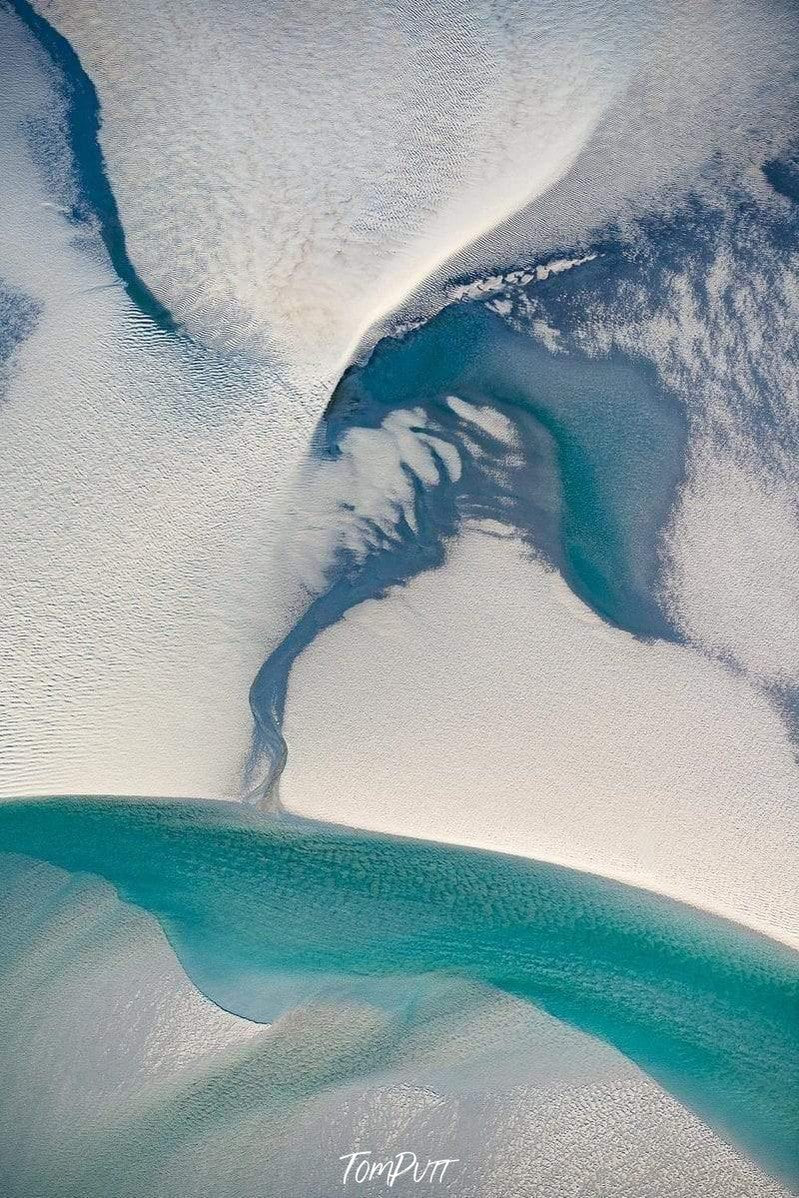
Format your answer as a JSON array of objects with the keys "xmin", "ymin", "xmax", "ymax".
[
  {"xmin": 248, "ymin": 299, "xmax": 688, "ymax": 795},
  {"xmin": 326, "ymin": 297, "xmax": 686, "ymax": 641},
  {"xmin": 0, "ymin": 796, "xmax": 796, "ymax": 1188}
]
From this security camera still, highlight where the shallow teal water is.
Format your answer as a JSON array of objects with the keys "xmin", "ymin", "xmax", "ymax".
[
  {"xmin": 327, "ymin": 298, "xmax": 686, "ymax": 640},
  {"xmin": 0, "ymin": 796, "xmax": 796, "ymax": 1187}
]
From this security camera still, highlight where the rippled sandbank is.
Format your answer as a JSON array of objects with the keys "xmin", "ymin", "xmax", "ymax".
[{"xmin": 0, "ymin": 796, "xmax": 796, "ymax": 1186}]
